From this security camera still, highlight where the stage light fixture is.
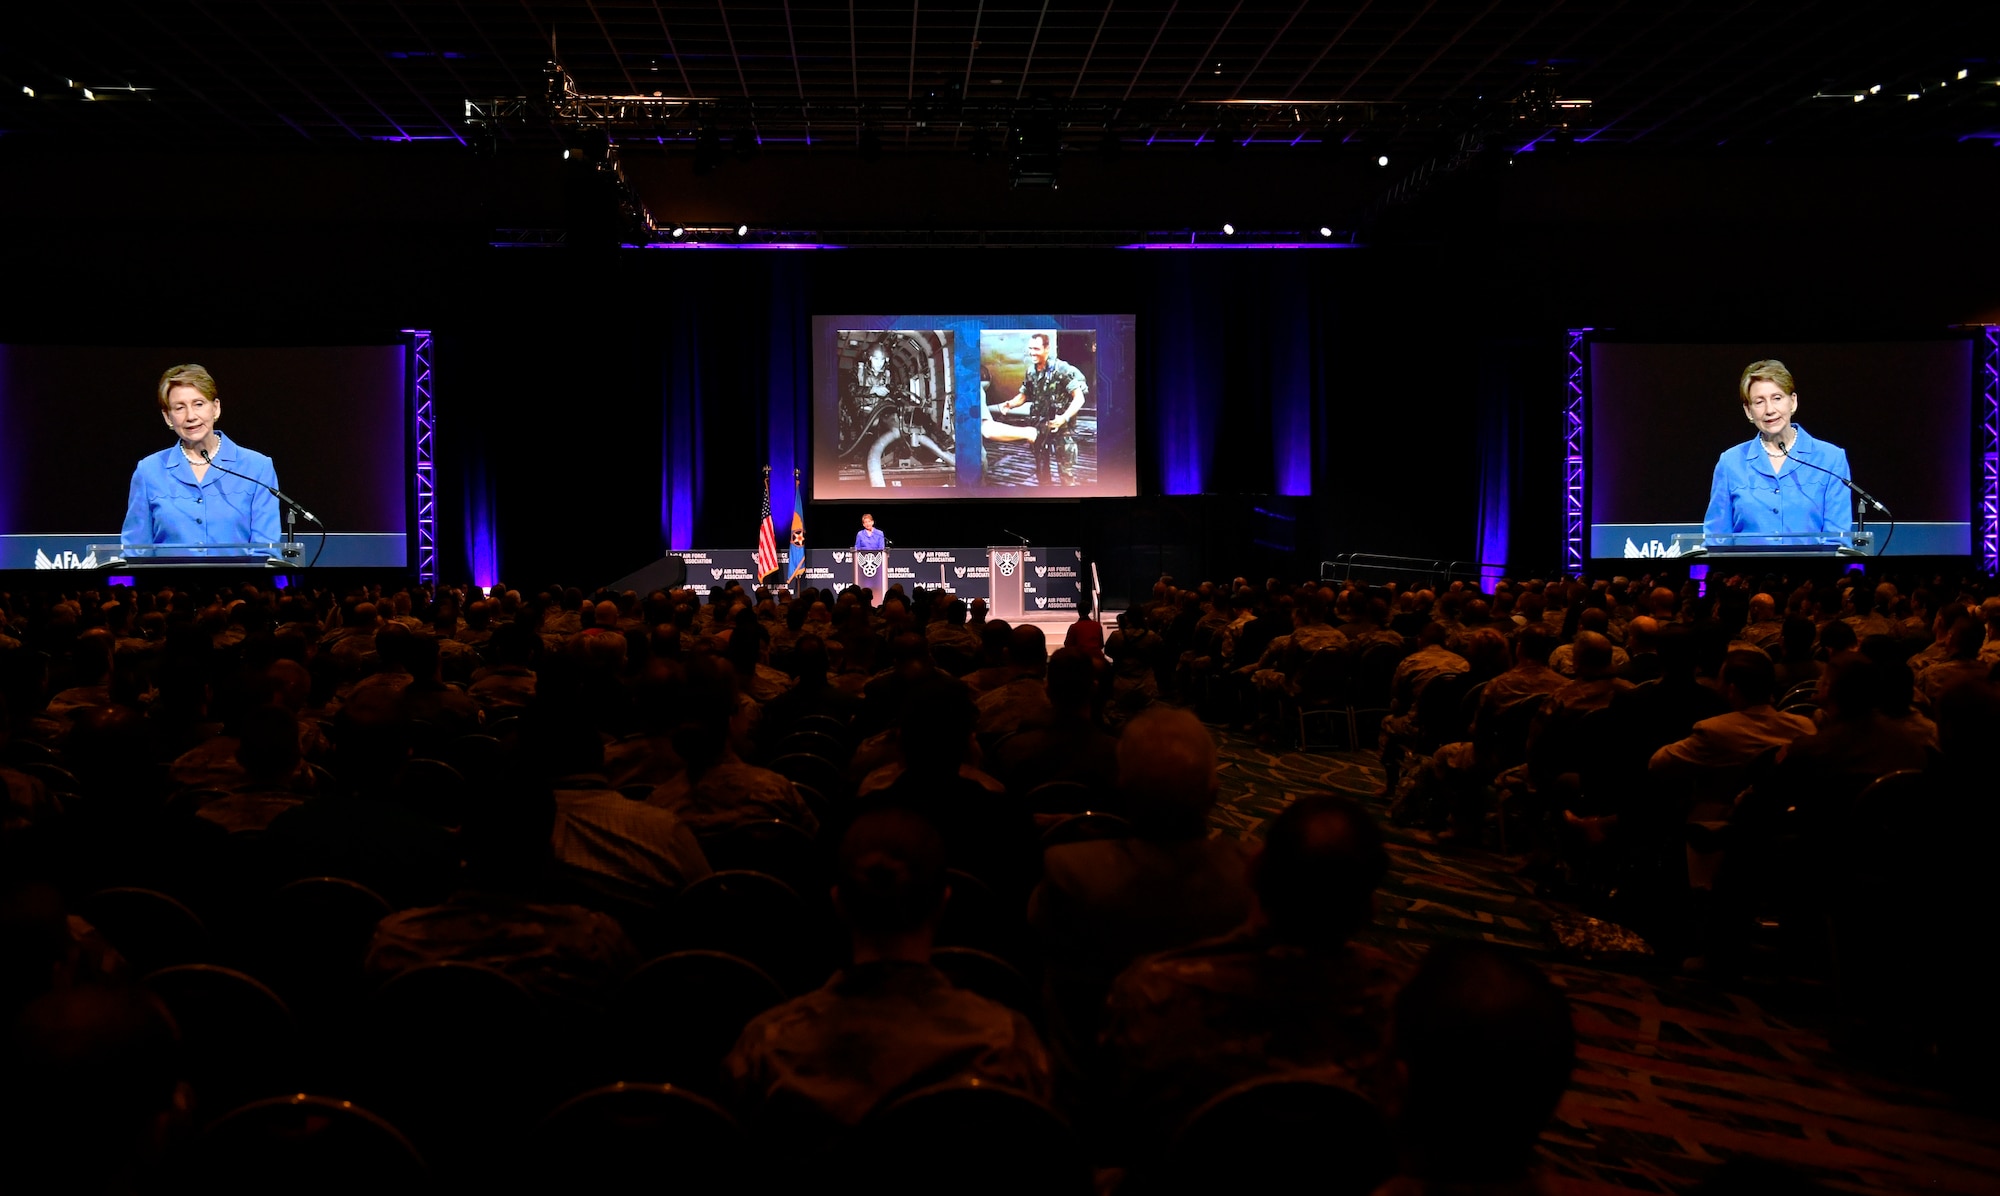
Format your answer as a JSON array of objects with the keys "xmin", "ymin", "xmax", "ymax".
[
  {"xmin": 736, "ymin": 224, "xmax": 748, "ymax": 236},
  {"xmin": 1958, "ymin": 69, "xmax": 1968, "ymax": 80},
  {"xmin": 671, "ymin": 226, "xmax": 685, "ymax": 238},
  {"xmin": 1377, "ymin": 154, "xmax": 1389, "ymax": 166},
  {"xmin": 1853, "ymin": 94, "xmax": 1864, "ymax": 102},
  {"xmin": 1319, "ymin": 226, "xmax": 1332, "ymax": 237},
  {"xmin": 1869, "ymin": 84, "xmax": 1881, "ymax": 93},
  {"xmin": 562, "ymin": 148, "xmax": 571, "ymax": 159},
  {"xmin": 1222, "ymin": 223, "xmax": 1235, "ymax": 235}
]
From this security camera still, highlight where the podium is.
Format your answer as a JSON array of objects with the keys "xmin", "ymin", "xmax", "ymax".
[
  {"xmin": 88, "ymin": 542, "xmax": 304, "ymax": 567},
  {"xmin": 1671, "ymin": 532, "xmax": 1869, "ymax": 559},
  {"xmin": 853, "ymin": 549, "xmax": 890, "ymax": 604},
  {"xmin": 987, "ymin": 546, "xmax": 1027, "ymax": 619}
]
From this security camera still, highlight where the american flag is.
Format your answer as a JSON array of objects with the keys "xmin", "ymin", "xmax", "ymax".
[{"xmin": 754, "ymin": 468, "xmax": 781, "ymax": 581}]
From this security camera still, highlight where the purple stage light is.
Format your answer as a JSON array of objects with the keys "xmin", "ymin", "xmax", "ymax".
[
  {"xmin": 1564, "ymin": 329, "xmax": 1591, "ymax": 577},
  {"xmin": 403, "ymin": 329, "xmax": 436, "ymax": 584},
  {"xmin": 1120, "ymin": 241, "xmax": 1359, "ymax": 250},
  {"xmin": 107, "ymin": 575, "xmax": 135, "ymax": 588},
  {"xmin": 272, "ymin": 575, "xmax": 289, "ymax": 589},
  {"xmin": 1982, "ymin": 326, "xmax": 1998, "ymax": 575}
]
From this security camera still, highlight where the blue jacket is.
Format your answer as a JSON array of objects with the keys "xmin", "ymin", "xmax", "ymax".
[
  {"xmin": 855, "ymin": 527, "xmax": 886, "ymax": 550},
  {"xmin": 122, "ymin": 434, "xmax": 282, "ymax": 553},
  {"xmin": 1702, "ymin": 424, "xmax": 1852, "ymax": 540}
]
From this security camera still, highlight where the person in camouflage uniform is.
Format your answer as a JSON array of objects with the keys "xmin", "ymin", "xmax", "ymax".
[
  {"xmin": 994, "ymin": 332, "xmax": 1087, "ymax": 486},
  {"xmin": 1100, "ymin": 794, "xmax": 1402, "ymax": 1153},
  {"xmin": 725, "ymin": 808, "xmax": 1051, "ymax": 1141}
]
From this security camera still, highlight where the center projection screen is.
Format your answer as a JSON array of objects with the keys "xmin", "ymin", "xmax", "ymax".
[{"xmin": 811, "ymin": 314, "xmax": 1137, "ymax": 499}]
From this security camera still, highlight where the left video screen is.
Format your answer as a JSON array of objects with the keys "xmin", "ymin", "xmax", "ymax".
[{"xmin": 0, "ymin": 343, "xmax": 410, "ymax": 570}]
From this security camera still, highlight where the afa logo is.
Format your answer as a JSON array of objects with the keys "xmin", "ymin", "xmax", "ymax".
[
  {"xmin": 1035, "ymin": 597, "xmax": 1048, "ymax": 609},
  {"xmin": 1622, "ymin": 538, "xmax": 1683, "ymax": 559},
  {"xmin": 912, "ymin": 551, "xmax": 927, "ymax": 562},
  {"xmin": 833, "ymin": 551, "xmax": 851, "ymax": 563},
  {"xmin": 710, "ymin": 568, "xmax": 723, "ymax": 579},
  {"xmin": 1035, "ymin": 567, "xmax": 1045, "ymax": 577},
  {"xmin": 34, "ymin": 549, "xmax": 98, "ymax": 570},
  {"xmin": 996, "ymin": 555, "xmax": 1018, "ymax": 578},
  {"xmin": 860, "ymin": 557, "xmax": 879, "ymax": 577},
  {"xmin": 953, "ymin": 567, "xmax": 966, "ymax": 578}
]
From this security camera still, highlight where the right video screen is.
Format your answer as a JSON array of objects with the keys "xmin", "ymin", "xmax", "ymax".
[
  {"xmin": 810, "ymin": 315, "xmax": 1137, "ymax": 499},
  {"xmin": 1588, "ymin": 338, "xmax": 1975, "ymax": 558}
]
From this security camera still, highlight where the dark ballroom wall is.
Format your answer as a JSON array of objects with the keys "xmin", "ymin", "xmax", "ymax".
[{"xmin": 3, "ymin": 142, "xmax": 1995, "ymax": 595}]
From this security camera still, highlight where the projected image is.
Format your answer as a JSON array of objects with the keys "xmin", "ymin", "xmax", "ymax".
[
  {"xmin": 832, "ymin": 330, "xmax": 957, "ymax": 490},
  {"xmin": 811, "ymin": 314, "xmax": 1136, "ymax": 500},
  {"xmin": 978, "ymin": 329, "xmax": 1098, "ymax": 489},
  {"xmin": 0, "ymin": 343, "xmax": 412, "ymax": 569},
  {"xmin": 1587, "ymin": 339, "xmax": 1974, "ymax": 558}
]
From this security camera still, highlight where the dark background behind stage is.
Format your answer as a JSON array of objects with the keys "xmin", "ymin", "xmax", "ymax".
[
  {"xmin": 0, "ymin": 344, "xmax": 409, "ymax": 539},
  {"xmin": 2, "ymin": 143, "xmax": 1997, "ymax": 594},
  {"xmin": 1589, "ymin": 340, "xmax": 1975, "ymax": 526}
]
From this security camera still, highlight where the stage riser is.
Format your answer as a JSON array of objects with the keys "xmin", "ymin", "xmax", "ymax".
[{"xmin": 667, "ymin": 546, "xmax": 1087, "ymax": 612}]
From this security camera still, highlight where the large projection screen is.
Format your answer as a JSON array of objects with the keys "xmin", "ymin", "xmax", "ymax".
[{"xmin": 811, "ymin": 314, "xmax": 1137, "ymax": 499}]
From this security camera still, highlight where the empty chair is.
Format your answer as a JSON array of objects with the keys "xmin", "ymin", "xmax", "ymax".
[
  {"xmin": 848, "ymin": 1080, "xmax": 1090, "ymax": 1196},
  {"xmin": 772, "ymin": 752, "xmax": 847, "ymax": 801},
  {"xmin": 1293, "ymin": 648, "xmax": 1356, "ymax": 748},
  {"xmin": 1168, "ymin": 1076, "xmax": 1392, "ymax": 1196},
  {"xmin": 535, "ymin": 1082, "xmax": 746, "ymax": 1187},
  {"xmin": 199, "ymin": 1094, "xmax": 426, "ymax": 1194},
  {"xmin": 931, "ymin": 947, "xmax": 1036, "ymax": 1020},
  {"xmin": 1038, "ymin": 811, "xmax": 1135, "ymax": 849},
  {"xmin": 253, "ymin": 877, "xmax": 394, "ymax": 1013},
  {"xmin": 609, "ymin": 950, "xmax": 785, "ymax": 1093},
  {"xmin": 145, "ymin": 965, "xmax": 297, "ymax": 1120},
  {"xmin": 79, "ymin": 887, "xmax": 211, "ymax": 974},
  {"xmin": 698, "ymin": 819, "xmax": 822, "ymax": 895},
  {"xmin": 1022, "ymin": 779, "xmax": 1096, "ymax": 815},
  {"xmin": 669, "ymin": 870, "xmax": 829, "ymax": 995}
]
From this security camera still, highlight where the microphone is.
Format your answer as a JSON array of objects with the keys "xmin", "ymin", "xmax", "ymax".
[
  {"xmin": 200, "ymin": 448, "xmax": 325, "ymax": 524},
  {"xmin": 1773, "ymin": 437, "xmax": 1890, "ymax": 515},
  {"xmin": 1001, "ymin": 527, "xmax": 1032, "ymax": 545}
]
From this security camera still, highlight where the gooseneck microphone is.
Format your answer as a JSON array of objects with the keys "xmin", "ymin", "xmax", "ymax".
[
  {"xmin": 1774, "ymin": 435, "xmax": 1895, "ymax": 556},
  {"xmin": 200, "ymin": 447, "xmax": 324, "ymax": 525},
  {"xmin": 200, "ymin": 445, "xmax": 329, "ymax": 567},
  {"xmin": 1773, "ymin": 438, "xmax": 1891, "ymax": 515},
  {"xmin": 1001, "ymin": 527, "xmax": 1032, "ymax": 545}
]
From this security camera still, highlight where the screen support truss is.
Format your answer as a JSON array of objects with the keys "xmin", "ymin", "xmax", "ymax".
[
  {"xmin": 1563, "ymin": 329, "xmax": 1589, "ymax": 577},
  {"xmin": 407, "ymin": 330, "xmax": 437, "ymax": 584},
  {"xmin": 1982, "ymin": 326, "xmax": 1998, "ymax": 576}
]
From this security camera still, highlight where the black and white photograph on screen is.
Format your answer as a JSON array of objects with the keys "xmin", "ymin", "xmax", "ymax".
[
  {"xmin": 978, "ymin": 329, "xmax": 1098, "ymax": 488},
  {"xmin": 834, "ymin": 330, "xmax": 956, "ymax": 489}
]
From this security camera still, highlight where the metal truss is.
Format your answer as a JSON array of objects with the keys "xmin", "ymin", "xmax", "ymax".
[
  {"xmin": 407, "ymin": 330, "xmax": 436, "ymax": 584},
  {"xmin": 1983, "ymin": 326, "xmax": 1998, "ymax": 575},
  {"xmin": 1564, "ymin": 329, "xmax": 1590, "ymax": 577}
]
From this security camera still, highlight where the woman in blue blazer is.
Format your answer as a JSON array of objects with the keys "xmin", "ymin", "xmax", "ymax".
[
  {"xmin": 122, "ymin": 364, "xmax": 281, "ymax": 556},
  {"xmin": 1702, "ymin": 359, "xmax": 1851, "ymax": 543}
]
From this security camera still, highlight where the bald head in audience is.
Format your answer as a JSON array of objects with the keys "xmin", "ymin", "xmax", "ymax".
[{"xmin": 1117, "ymin": 706, "xmax": 1219, "ymax": 839}]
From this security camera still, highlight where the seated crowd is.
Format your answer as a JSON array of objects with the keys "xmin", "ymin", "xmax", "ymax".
[{"xmin": 2, "ymin": 567, "xmax": 1989, "ymax": 1189}]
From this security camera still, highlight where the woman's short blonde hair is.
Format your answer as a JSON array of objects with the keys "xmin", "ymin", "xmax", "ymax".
[
  {"xmin": 156, "ymin": 364, "xmax": 219, "ymax": 412},
  {"xmin": 1738, "ymin": 359, "xmax": 1796, "ymax": 406}
]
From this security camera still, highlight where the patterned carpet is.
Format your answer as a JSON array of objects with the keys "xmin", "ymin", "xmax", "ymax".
[{"xmin": 1206, "ymin": 732, "xmax": 2000, "ymax": 1195}]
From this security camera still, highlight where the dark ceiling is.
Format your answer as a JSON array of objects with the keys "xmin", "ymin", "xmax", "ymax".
[{"xmin": 5, "ymin": 2, "xmax": 1995, "ymax": 151}]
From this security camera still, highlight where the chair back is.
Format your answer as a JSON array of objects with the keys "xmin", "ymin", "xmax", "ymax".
[
  {"xmin": 1414, "ymin": 670, "xmax": 1475, "ymax": 744},
  {"xmin": 19, "ymin": 761, "xmax": 81, "ymax": 796},
  {"xmin": 1170, "ymin": 1076, "xmax": 1392, "ymax": 1196},
  {"xmin": 1022, "ymin": 779, "xmax": 1096, "ymax": 815},
  {"xmin": 1351, "ymin": 640, "xmax": 1412, "ymax": 707},
  {"xmin": 793, "ymin": 712, "xmax": 853, "ymax": 741},
  {"xmin": 610, "ymin": 951, "xmax": 785, "ymax": 1092},
  {"xmin": 1478, "ymin": 695, "xmax": 1544, "ymax": 768},
  {"xmin": 392, "ymin": 758, "xmax": 467, "ymax": 830},
  {"xmin": 934, "ymin": 868, "xmax": 1012, "ymax": 956},
  {"xmin": 772, "ymin": 752, "xmax": 847, "ymax": 800},
  {"xmin": 669, "ymin": 870, "xmax": 826, "ymax": 994},
  {"xmin": 256, "ymin": 877, "xmax": 394, "ymax": 1010},
  {"xmin": 535, "ymin": 1083, "xmax": 746, "ymax": 1187},
  {"xmin": 1039, "ymin": 810, "xmax": 1135, "ymax": 849},
  {"xmin": 851, "ymin": 1080, "xmax": 1089, "ymax": 1195},
  {"xmin": 1294, "ymin": 647, "xmax": 1352, "ymax": 704},
  {"xmin": 443, "ymin": 733, "xmax": 507, "ymax": 785},
  {"xmin": 1779, "ymin": 679, "xmax": 1819, "ymax": 707},
  {"xmin": 200, "ymin": 1094, "xmax": 425, "ymax": 1193},
  {"xmin": 698, "ymin": 819, "xmax": 822, "ymax": 895},
  {"xmin": 777, "ymin": 729, "xmax": 848, "ymax": 765},
  {"xmin": 931, "ymin": 947, "xmax": 1037, "ymax": 1019},
  {"xmin": 145, "ymin": 965, "xmax": 297, "ymax": 1119},
  {"xmin": 79, "ymin": 887, "xmax": 211, "ymax": 974}
]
